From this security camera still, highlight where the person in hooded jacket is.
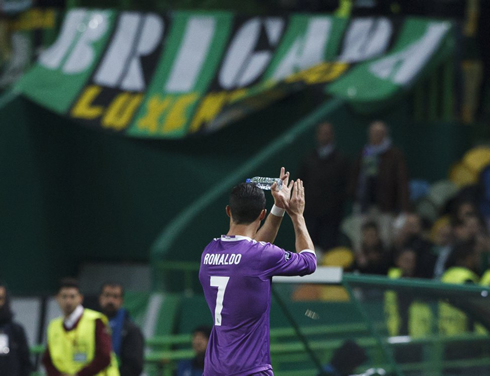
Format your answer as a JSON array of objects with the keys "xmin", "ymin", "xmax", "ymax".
[{"xmin": 0, "ymin": 282, "xmax": 32, "ymax": 376}]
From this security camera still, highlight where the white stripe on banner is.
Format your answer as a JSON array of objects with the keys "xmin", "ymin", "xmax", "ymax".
[{"xmin": 165, "ymin": 16, "xmax": 216, "ymax": 92}]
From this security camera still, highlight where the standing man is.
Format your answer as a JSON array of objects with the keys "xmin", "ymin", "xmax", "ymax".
[
  {"xmin": 349, "ymin": 121, "xmax": 410, "ymax": 250},
  {"xmin": 43, "ymin": 278, "xmax": 120, "ymax": 376},
  {"xmin": 298, "ymin": 122, "xmax": 349, "ymax": 252},
  {"xmin": 0, "ymin": 282, "xmax": 32, "ymax": 376},
  {"xmin": 199, "ymin": 168, "xmax": 317, "ymax": 376},
  {"xmin": 99, "ymin": 282, "xmax": 144, "ymax": 376}
]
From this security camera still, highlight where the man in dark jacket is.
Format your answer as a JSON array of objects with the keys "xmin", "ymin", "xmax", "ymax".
[
  {"xmin": 349, "ymin": 121, "xmax": 410, "ymax": 250},
  {"xmin": 99, "ymin": 283, "xmax": 145, "ymax": 376},
  {"xmin": 298, "ymin": 122, "xmax": 350, "ymax": 251},
  {"xmin": 0, "ymin": 282, "xmax": 32, "ymax": 376}
]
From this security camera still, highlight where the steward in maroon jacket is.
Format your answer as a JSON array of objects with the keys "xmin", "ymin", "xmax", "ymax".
[{"xmin": 42, "ymin": 278, "xmax": 119, "ymax": 376}]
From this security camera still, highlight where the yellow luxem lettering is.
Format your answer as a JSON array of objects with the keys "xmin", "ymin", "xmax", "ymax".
[
  {"xmin": 137, "ymin": 95, "xmax": 172, "ymax": 134},
  {"xmin": 229, "ymin": 89, "xmax": 248, "ymax": 103},
  {"xmin": 301, "ymin": 64, "xmax": 331, "ymax": 84},
  {"xmin": 320, "ymin": 63, "xmax": 349, "ymax": 83},
  {"xmin": 189, "ymin": 92, "xmax": 228, "ymax": 133},
  {"xmin": 283, "ymin": 68, "xmax": 307, "ymax": 83},
  {"xmin": 102, "ymin": 93, "xmax": 144, "ymax": 130},
  {"xmin": 162, "ymin": 93, "xmax": 199, "ymax": 134},
  {"xmin": 283, "ymin": 63, "xmax": 326, "ymax": 84},
  {"xmin": 71, "ymin": 86, "xmax": 104, "ymax": 120},
  {"xmin": 283, "ymin": 62, "xmax": 350, "ymax": 84}
]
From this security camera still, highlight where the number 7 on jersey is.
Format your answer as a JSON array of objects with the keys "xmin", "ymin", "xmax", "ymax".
[{"xmin": 210, "ymin": 276, "xmax": 229, "ymax": 326}]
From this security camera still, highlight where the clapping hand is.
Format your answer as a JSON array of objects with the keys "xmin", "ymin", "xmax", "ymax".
[
  {"xmin": 271, "ymin": 167, "xmax": 294, "ymax": 210},
  {"xmin": 287, "ymin": 179, "xmax": 306, "ymax": 218}
]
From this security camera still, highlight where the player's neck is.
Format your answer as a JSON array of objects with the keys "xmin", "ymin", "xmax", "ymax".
[{"xmin": 227, "ymin": 223, "xmax": 257, "ymax": 239}]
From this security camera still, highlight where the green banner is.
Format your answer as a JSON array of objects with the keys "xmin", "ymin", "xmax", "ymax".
[{"xmin": 16, "ymin": 10, "xmax": 454, "ymax": 139}]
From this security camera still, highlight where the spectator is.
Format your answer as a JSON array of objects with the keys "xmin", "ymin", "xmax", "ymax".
[
  {"xmin": 99, "ymin": 283, "xmax": 144, "ymax": 376},
  {"xmin": 175, "ymin": 326, "xmax": 211, "ymax": 376},
  {"xmin": 432, "ymin": 217, "xmax": 454, "ymax": 279},
  {"xmin": 475, "ymin": 229, "xmax": 490, "ymax": 268},
  {"xmin": 0, "ymin": 283, "xmax": 32, "ymax": 376},
  {"xmin": 464, "ymin": 215, "xmax": 484, "ymax": 240},
  {"xmin": 394, "ymin": 213, "xmax": 437, "ymax": 279},
  {"xmin": 385, "ymin": 248, "xmax": 433, "ymax": 338},
  {"xmin": 431, "ymin": 217, "xmax": 452, "ymax": 248},
  {"xmin": 392, "ymin": 247, "xmax": 417, "ymax": 278},
  {"xmin": 298, "ymin": 122, "xmax": 349, "ymax": 252},
  {"xmin": 482, "ymin": 269, "xmax": 490, "ymax": 285},
  {"xmin": 43, "ymin": 278, "xmax": 119, "ymax": 376},
  {"xmin": 354, "ymin": 221, "xmax": 390, "ymax": 275},
  {"xmin": 442, "ymin": 240, "xmax": 480, "ymax": 284},
  {"xmin": 393, "ymin": 213, "xmax": 424, "ymax": 249},
  {"xmin": 453, "ymin": 200, "xmax": 479, "ymax": 223},
  {"xmin": 452, "ymin": 214, "xmax": 486, "ymax": 243},
  {"xmin": 440, "ymin": 241, "xmax": 481, "ymax": 336},
  {"xmin": 317, "ymin": 340, "xmax": 367, "ymax": 376},
  {"xmin": 349, "ymin": 120, "xmax": 410, "ymax": 251},
  {"xmin": 434, "ymin": 215, "xmax": 485, "ymax": 279}
]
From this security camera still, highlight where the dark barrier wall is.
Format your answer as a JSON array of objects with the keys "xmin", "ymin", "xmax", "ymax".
[{"xmin": 0, "ymin": 93, "xmax": 471, "ymax": 294}]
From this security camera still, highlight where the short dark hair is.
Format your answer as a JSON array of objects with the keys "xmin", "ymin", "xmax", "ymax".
[
  {"xmin": 193, "ymin": 325, "xmax": 211, "ymax": 339},
  {"xmin": 100, "ymin": 282, "xmax": 125, "ymax": 297},
  {"xmin": 229, "ymin": 183, "xmax": 266, "ymax": 224},
  {"xmin": 58, "ymin": 278, "xmax": 80, "ymax": 293}
]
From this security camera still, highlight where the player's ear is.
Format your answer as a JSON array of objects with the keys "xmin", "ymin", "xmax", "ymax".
[
  {"xmin": 225, "ymin": 205, "xmax": 232, "ymax": 218},
  {"xmin": 259, "ymin": 209, "xmax": 267, "ymax": 221}
]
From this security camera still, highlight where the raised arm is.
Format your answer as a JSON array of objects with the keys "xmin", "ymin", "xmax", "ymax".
[
  {"xmin": 288, "ymin": 179, "xmax": 315, "ymax": 253},
  {"xmin": 254, "ymin": 167, "xmax": 293, "ymax": 243},
  {"xmin": 260, "ymin": 179, "xmax": 316, "ymax": 278}
]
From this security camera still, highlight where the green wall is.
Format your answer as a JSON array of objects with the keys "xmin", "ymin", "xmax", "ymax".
[
  {"xmin": 151, "ymin": 96, "xmax": 473, "ymax": 292},
  {"xmin": 0, "ymin": 91, "xmax": 472, "ymax": 294}
]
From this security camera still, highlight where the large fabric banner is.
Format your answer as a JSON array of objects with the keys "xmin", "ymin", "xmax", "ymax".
[
  {"xmin": 0, "ymin": 9, "xmax": 60, "ymax": 89},
  {"xmin": 16, "ymin": 10, "xmax": 454, "ymax": 138}
]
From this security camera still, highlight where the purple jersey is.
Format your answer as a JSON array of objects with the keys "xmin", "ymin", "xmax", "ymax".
[{"xmin": 199, "ymin": 235, "xmax": 317, "ymax": 376}]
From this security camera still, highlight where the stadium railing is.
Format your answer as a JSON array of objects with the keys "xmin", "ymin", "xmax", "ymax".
[{"xmin": 30, "ymin": 270, "xmax": 490, "ymax": 376}]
